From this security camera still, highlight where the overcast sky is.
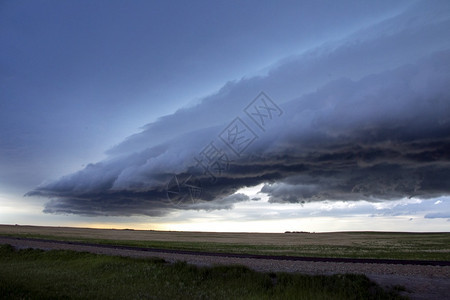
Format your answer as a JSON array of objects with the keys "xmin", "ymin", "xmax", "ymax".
[{"xmin": 1, "ymin": 0, "xmax": 449, "ymax": 232}]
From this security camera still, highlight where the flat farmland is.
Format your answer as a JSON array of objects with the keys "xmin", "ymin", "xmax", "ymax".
[{"xmin": 1, "ymin": 225, "xmax": 449, "ymax": 261}]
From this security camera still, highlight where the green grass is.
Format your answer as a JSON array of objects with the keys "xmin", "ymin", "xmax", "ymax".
[
  {"xmin": 0, "ymin": 244, "xmax": 407, "ymax": 299},
  {"xmin": 1, "ymin": 231, "xmax": 449, "ymax": 261}
]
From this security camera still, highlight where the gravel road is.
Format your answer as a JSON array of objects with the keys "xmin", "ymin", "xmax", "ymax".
[{"xmin": 1, "ymin": 236, "xmax": 449, "ymax": 300}]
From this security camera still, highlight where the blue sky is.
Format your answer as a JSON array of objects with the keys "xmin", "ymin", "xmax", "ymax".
[{"xmin": 1, "ymin": 0, "xmax": 449, "ymax": 232}]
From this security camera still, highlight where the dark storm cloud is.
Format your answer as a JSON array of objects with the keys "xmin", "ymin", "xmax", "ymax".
[
  {"xmin": 105, "ymin": 0, "xmax": 450, "ymax": 157},
  {"xmin": 27, "ymin": 1, "xmax": 450, "ymax": 216}
]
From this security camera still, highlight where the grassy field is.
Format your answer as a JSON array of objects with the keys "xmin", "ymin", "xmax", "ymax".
[
  {"xmin": 0, "ymin": 225, "xmax": 449, "ymax": 261},
  {"xmin": 0, "ymin": 244, "xmax": 407, "ymax": 299}
]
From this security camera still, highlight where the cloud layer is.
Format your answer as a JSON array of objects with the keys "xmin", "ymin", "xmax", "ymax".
[{"xmin": 28, "ymin": 1, "xmax": 450, "ymax": 216}]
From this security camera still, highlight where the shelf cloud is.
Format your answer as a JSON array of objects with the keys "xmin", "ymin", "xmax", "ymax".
[{"xmin": 27, "ymin": 1, "xmax": 450, "ymax": 216}]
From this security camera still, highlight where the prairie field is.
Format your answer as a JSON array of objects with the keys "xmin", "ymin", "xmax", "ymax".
[
  {"xmin": 1, "ymin": 225, "xmax": 449, "ymax": 261},
  {"xmin": 0, "ymin": 244, "xmax": 408, "ymax": 300}
]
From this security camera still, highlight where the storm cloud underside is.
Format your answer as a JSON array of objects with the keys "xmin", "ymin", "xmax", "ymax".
[{"xmin": 28, "ymin": 2, "xmax": 450, "ymax": 216}]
